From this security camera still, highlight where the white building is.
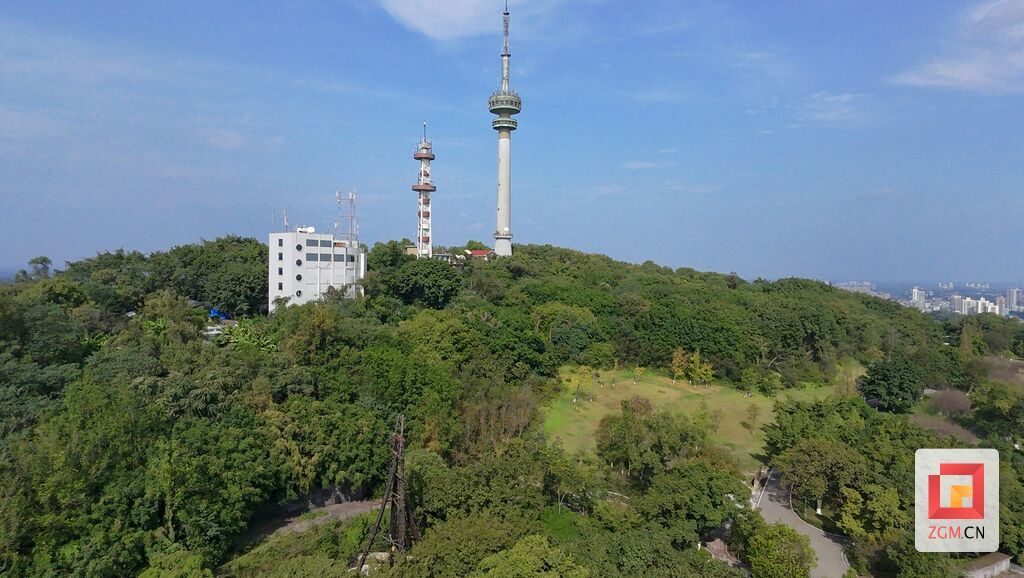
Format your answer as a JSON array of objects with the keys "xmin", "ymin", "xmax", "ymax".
[
  {"xmin": 1008, "ymin": 288, "xmax": 1021, "ymax": 312},
  {"xmin": 910, "ymin": 286, "xmax": 926, "ymax": 310},
  {"xmin": 268, "ymin": 227, "xmax": 366, "ymax": 312}
]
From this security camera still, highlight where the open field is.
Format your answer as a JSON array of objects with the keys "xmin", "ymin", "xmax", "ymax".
[{"xmin": 543, "ymin": 368, "xmax": 836, "ymax": 473}]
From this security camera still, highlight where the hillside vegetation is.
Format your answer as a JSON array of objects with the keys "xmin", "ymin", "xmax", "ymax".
[{"xmin": 1, "ymin": 239, "xmax": 1022, "ymax": 577}]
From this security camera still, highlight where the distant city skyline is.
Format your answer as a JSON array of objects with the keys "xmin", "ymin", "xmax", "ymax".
[{"xmin": 2, "ymin": 0, "xmax": 1023, "ymax": 281}]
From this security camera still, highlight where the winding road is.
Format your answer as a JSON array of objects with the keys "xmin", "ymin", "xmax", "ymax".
[{"xmin": 756, "ymin": 470, "xmax": 849, "ymax": 578}]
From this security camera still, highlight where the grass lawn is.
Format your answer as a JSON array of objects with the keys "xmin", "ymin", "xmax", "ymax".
[{"xmin": 543, "ymin": 368, "xmax": 836, "ymax": 474}]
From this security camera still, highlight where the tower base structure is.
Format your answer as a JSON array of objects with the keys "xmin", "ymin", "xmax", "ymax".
[{"xmin": 494, "ymin": 235, "xmax": 512, "ymax": 257}]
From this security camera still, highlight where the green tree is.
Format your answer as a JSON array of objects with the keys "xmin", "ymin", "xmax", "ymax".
[
  {"xmin": 29, "ymin": 255, "xmax": 52, "ymax": 280},
  {"xmin": 596, "ymin": 397, "xmax": 706, "ymax": 484},
  {"xmin": 464, "ymin": 240, "xmax": 491, "ymax": 251},
  {"xmin": 637, "ymin": 458, "xmax": 747, "ymax": 547},
  {"xmin": 386, "ymin": 258, "xmax": 462, "ymax": 308},
  {"xmin": 688, "ymin": 352, "xmax": 714, "ymax": 385},
  {"xmin": 367, "ymin": 239, "xmax": 415, "ymax": 272},
  {"xmin": 743, "ymin": 403, "xmax": 762, "ymax": 436},
  {"xmin": 746, "ymin": 523, "xmax": 816, "ymax": 578},
  {"xmin": 474, "ymin": 535, "xmax": 590, "ymax": 578},
  {"xmin": 883, "ymin": 540, "xmax": 956, "ymax": 577},
  {"xmin": 775, "ymin": 438, "xmax": 867, "ymax": 515},
  {"xmin": 138, "ymin": 549, "xmax": 213, "ymax": 578},
  {"xmin": 671, "ymin": 348, "xmax": 690, "ymax": 383},
  {"xmin": 758, "ymin": 371, "xmax": 784, "ymax": 397},
  {"xmin": 858, "ymin": 357, "xmax": 923, "ymax": 413},
  {"xmin": 739, "ymin": 367, "xmax": 758, "ymax": 394},
  {"xmin": 388, "ymin": 512, "xmax": 530, "ymax": 578}
]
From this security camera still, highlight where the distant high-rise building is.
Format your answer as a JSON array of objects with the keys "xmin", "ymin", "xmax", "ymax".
[
  {"xmin": 910, "ymin": 286, "xmax": 926, "ymax": 310},
  {"xmin": 1008, "ymin": 288, "xmax": 1021, "ymax": 312},
  {"xmin": 951, "ymin": 295, "xmax": 964, "ymax": 314},
  {"xmin": 962, "ymin": 297, "xmax": 977, "ymax": 315},
  {"xmin": 996, "ymin": 296, "xmax": 1008, "ymax": 316}
]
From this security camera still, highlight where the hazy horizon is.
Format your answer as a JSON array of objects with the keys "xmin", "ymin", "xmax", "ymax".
[{"xmin": 2, "ymin": 0, "xmax": 1022, "ymax": 281}]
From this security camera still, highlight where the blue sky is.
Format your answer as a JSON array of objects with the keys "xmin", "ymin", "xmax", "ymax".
[{"xmin": 1, "ymin": 0, "xmax": 1022, "ymax": 282}]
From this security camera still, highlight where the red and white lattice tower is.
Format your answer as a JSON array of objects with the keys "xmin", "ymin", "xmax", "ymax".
[{"xmin": 411, "ymin": 123, "xmax": 436, "ymax": 259}]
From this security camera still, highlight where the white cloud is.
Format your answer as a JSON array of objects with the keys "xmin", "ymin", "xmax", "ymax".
[
  {"xmin": 791, "ymin": 91, "xmax": 869, "ymax": 127},
  {"xmin": 377, "ymin": 0, "xmax": 510, "ymax": 41},
  {"xmin": 623, "ymin": 160, "xmax": 673, "ymax": 170},
  {"xmin": 0, "ymin": 104, "xmax": 67, "ymax": 144},
  {"xmin": 202, "ymin": 129, "xmax": 248, "ymax": 150},
  {"xmin": 893, "ymin": 0, "xmax": 1024, "ymax": 93},
  {"xmin": 626, "ymin": 87, "xmax": 686, "ymax": 104},
  {"xmin": 376, "ymin": 0, "xmax": 569, "ymax": 41}
]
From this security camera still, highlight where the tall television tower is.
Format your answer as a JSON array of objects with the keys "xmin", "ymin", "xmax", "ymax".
[
  {"xmin": 488, "ymin": 0, "xmax": 521, "ymax": 257},
  {"xmin": 412, "ymin": 122, "xmax": 436, "ymax": 259}
]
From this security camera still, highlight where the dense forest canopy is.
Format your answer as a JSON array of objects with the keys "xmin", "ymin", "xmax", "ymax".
[{"xmin": 1, "ymin": 237, "xmax": 1022, "ymax": 577}]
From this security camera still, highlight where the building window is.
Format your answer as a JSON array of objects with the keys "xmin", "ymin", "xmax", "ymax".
[
  {"xmin": 295, "ymin": 290, "xmax": 303, "ymax": 297},
  {"xmin": 278, "ymin": 239, "xmax": 283, "ymax": 247},
  {"xmin": 333, "ymin": 254, "xmax": 345, "ymax": 262},
  {"xmin": 296, "ymin": 274, "xmax": 302, "ymax": 281},
  {"xmin": 296, "ymin": 259, "xmax": 302, "ymax": 266},
  {"xmin": 278, "ymin": 252, "xmax": 283, "ymax": 261},
  {"xmin": 348, "ymin": 254, "xmax": 356, "ymax": 262},
  {"xmin": 307, "ymin": 253, "xmax": 318, "ymax": 261},
  {"xmin": 320, "ymin": 253, "xmax": 331, "ymax": 261},
  {"xmin": 307, "ymin": 239, "xmax": 318, "ymax": 247},
  {"xmin": 296, "ymin": 244, "xmax": 303, "ymax": 251},
  {"xmin": 278, "ymin": 267, "xmax": 283, "ymax": 275},
  {"xmin": 277, "ymin": 282, "xmax": 283, "ymax": 290}
]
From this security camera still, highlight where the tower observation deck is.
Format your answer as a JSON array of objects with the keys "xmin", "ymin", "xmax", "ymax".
[
  {"xmin": 412, "ymin": 123, "xmax": 435, "ymax": 259},
  {"xmin": 490, "ymin": 1, "xmax": 520, "ymax": 257}
]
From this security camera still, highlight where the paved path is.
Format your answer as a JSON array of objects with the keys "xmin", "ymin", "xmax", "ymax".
[
  {"xmin": 756, "ymin": 470, "xmax": 849, "ymax": 578},
  {"xmin": 234, "ymin": 500, "xmax": 378, "ymax": 550},
  {"xmin": 270, "ymin": 500, "xmax": 378, "ymax": 538}
]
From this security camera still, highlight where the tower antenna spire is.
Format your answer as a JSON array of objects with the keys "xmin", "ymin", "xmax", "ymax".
[{"xmin": 501, "ymin": 1, "xmax": 511, "ymax": 91}]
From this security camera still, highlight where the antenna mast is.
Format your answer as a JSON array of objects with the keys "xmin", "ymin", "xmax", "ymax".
[
  {"xmin": 337, "ymin": 191, "xmax": 358, "ymax": 245},
  {"xmin": 501, "ymin": 0, "xmax": 511, "ymax": 92}
]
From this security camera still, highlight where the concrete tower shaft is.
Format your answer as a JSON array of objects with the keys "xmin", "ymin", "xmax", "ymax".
[
  {"xmin": 412, "ymin": 123, "xmax": 435, "ymax": 259},
  {"xmin": 489, "ymin": 1, "xmax": 520, "ymax": 257}
]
